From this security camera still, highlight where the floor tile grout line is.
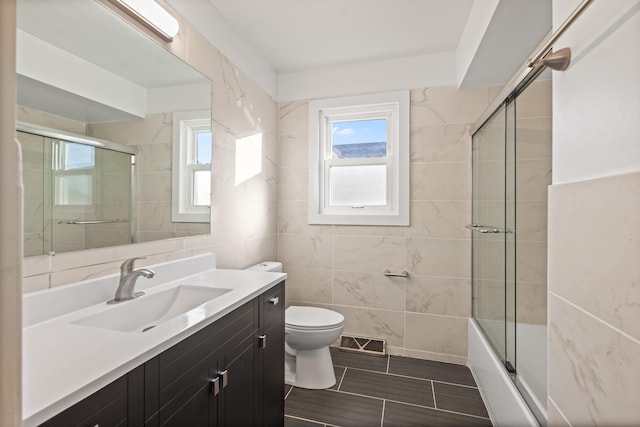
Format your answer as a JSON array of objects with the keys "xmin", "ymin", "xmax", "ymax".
[
  {"xmin": 332, "ymin": 363, "xmax": 479, "ymax": 389},
  {"xmin": 284, "ymin": 414, "xmax": 325, "ymax": 425},
  {"xmin": 380, "ymin": 399, "xmax": 386, "ymax": 427},
  {"xmin": 431, "ymin": 379, "xmax": 479, "ymax": 390},
  {"xmin": 431, "ymin": 380, "xmax": 437, "ymax": 409},
  {"xmin": 319, "ymin": 388, "xmax": 491, "ymax": 420},
  {"xmin": 284, "ymin": 386, "xmax": 294, "ymax": 400},
  {"xmin": 386, "ymin": 355, "xmax": 390, "ymax": 373},
  {"xmin": 426, "ymin": 406, "xmax": 492, "ymax": 421},
  {"xmin": 337, "ymin": 367, "xmax": 347, "ymax": 390}
]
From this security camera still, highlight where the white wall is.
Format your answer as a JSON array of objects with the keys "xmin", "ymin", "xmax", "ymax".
[
  {"xmin": 552, "ymin": 0, "xmax": 640, "ymax": 184},
  {"xmin": 548, "ymin": 0, "xmax": 640, "ymax": 425},
  {"xmin": 278, "ymin": 52, "xmax": 456, "ymax": 101},
  {"xmin": 0, "ymin": 0, "xmax": 23, "ymax": 425}
]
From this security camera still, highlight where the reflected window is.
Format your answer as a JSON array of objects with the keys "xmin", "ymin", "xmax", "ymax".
[
  {"xmin": 53, "ymin": 141, "xmax": 95, "ymax": 206},
  {"xmin": 172, "ymin": 112, "xmax": 211, "ymax": 222}
]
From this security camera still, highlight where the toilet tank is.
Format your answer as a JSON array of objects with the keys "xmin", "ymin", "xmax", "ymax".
[{"xmin": 244, "ymin": 261, "xmax": 282, "ymax": 273}]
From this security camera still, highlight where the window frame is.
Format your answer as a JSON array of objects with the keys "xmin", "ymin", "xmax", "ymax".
[
  {"xmin": 172, "ymin": 111, "xmax": 212, "ymax": 223},
  {"xmin": 308, "ymin": 91, "xmax": 410, "ymax": 226}
]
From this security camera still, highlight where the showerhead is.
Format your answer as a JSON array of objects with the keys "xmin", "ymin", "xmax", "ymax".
[{"xmin": 532, "ymin": 47, "xmax": 572, "ymax": 71}]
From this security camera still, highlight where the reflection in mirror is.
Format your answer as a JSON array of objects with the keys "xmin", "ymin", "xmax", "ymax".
[
  {"xmin": 16, "ymin": 0, "xmax": 212, "ymax": 256},
  {"xmin": 20, "ymin": 127, "xmax": 135, "ymax": 256}
]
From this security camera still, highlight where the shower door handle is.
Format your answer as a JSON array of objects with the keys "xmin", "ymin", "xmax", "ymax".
[{"xmin": 465, "ymin": 224, "xmax": 512, "ymax": 234}]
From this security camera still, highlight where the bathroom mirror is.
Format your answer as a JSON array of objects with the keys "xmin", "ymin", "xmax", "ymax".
[{"xmin": 16, "ymin": 0, "xmax": 212, "ymax": 256}]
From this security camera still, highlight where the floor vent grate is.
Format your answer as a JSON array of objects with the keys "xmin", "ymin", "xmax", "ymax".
[{"xmin": 338, "ymin": 335, "xmax": 386, "ymax": 356}]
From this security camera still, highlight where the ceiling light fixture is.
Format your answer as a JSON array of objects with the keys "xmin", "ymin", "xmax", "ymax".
[{"xmin": 109, "ymin": 0, "xmax": 179, "ymax": 42}]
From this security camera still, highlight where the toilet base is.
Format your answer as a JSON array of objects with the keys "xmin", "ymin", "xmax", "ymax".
[{"xmin": 284, "ymin": 346, "xmax": 336, "ymax": 389}]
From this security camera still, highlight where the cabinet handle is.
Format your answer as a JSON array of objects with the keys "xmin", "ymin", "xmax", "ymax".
[
  {"xmin": 268, "ymin": 296, "xmax": 279, "ymax": 305},
  {"xmin": 220, "ymin": 370, "xmax": 228, "ymax": 389},
  {"xmin": 258, "ymin": 334, "xmax": 267, "ymax": 349},
  {"xmin": 209, "ymin": 377, "xmax": 220, "ymax": 396}
]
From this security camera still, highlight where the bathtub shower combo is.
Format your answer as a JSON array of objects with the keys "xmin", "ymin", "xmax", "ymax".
[
  {"xmin": 467, "ymin": 66, "xmax": 551, "ymax": 426},
  {"xmin": 464, "ymin": 3, "xmax": 595, "ymax": 422}
]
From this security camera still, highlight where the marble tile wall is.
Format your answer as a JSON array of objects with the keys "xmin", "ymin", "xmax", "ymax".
[
  {"xmin": 22, "ymin": 1, "xmax": 278, "ymax": 291},
  {"xmin": 88, "ymin": 112, "xmax": 209, "ymax": 243},
  {"xmin": 278, "ymin": 86, "xmax": 496, "ymax": 363},
  {"xmin": 17, "ymin": 104, "xmax": 87, "ymax": 135},
  {"xmin": 17, "ymin": 130, "xmax": 46, "ymax": 256},
  {"xmin": 548, "ymin": 171, "xmax": 640, "ymax": 425}
]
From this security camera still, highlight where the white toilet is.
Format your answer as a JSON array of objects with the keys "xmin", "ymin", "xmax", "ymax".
[
  {"xmin": 285, "ymin": 306, "xmax": 344, "ymax": 389},
  {"xmin": 245, "ymin": 262, "xmax": 345, "ymax": 389}
]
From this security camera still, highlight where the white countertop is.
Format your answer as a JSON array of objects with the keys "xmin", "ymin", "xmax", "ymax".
[{"xmin": 22, "ymin": 254, "xmax": 286, "ymax": 426}]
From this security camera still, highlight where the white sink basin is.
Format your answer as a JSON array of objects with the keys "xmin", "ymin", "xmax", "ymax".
[{"xmin": 72, "ymin": 285, "xmax": 232, "ymax": 333}]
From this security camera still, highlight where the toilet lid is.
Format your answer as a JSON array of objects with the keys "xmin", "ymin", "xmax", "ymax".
[{"xmin": 286, "ymin": 306, "xmax": 344, "ymax": 330}]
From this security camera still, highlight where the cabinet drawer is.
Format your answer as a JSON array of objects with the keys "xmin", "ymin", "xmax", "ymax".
[{"xmin": 262, "ymin": 281, "xmax": 284, "ymax": 332}]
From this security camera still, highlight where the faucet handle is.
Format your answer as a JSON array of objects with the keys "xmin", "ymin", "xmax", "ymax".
[{"xmin": 120, "ymin": 257, "xmax": 146, "ymax": 274}]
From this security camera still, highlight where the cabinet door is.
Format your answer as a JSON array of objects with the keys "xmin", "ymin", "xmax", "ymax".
[
  {"xmin": 261, "ymin": 282, "xmax": 285, "ymax": 427},
  {"xmin": 148, "ymin": 353, "xmax": 217, "ymax": 427},
  {"xmin": 158, "ymin": 383, "xmax": 212, "ymax": 427},
  {"xmin": 262, "ymin": 322, "xmax": 284, "ymax": 427},
  {"xmin": 218, "ymin": 333, "xmax": 258, "ymax": 427}
]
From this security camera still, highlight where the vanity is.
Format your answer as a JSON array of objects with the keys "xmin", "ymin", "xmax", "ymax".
[{"xmin": 23, "ymin": 254, "xmax": 285, "ymax": 427}]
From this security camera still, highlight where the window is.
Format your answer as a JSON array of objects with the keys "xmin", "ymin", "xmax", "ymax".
[
  {"xmin": 308, "ymin": 91, "xmax": 409, "ymax": 225},
  {"xmin": 172, "ymin": 111, "xmax": 212, "ymax": 222}
]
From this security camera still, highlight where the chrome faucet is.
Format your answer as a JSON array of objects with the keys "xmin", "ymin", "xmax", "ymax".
[{"xmin": 107, "ymin": 257, "xmax": 155, "ymax": 304}]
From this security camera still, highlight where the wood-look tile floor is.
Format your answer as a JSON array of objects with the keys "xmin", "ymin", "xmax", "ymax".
[{"xmin": 284, "ymin": 348, "xmax": 493, "ymax": 427}]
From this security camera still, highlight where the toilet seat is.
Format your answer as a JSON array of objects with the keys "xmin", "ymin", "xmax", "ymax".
[{"xmin": 286, "ymin": 306, "xmax": 344, "ymax": 330}]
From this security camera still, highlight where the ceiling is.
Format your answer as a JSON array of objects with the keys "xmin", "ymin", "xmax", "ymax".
[
  {"xmin": 166, "ymin": 0, "xmax": 551, "ymax": 100},
  {"xmin": 207, "ymin": 0, "xmax": 475, "ymax": 73}
]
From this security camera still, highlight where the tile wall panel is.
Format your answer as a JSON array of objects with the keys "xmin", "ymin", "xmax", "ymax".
[
  {"xmin": 548, "ymin": 170, "xmax": 640, "ymax": 425},
  {"xmin": 278, "ymin": 86, "xmax": 495, "ymax": 362}
]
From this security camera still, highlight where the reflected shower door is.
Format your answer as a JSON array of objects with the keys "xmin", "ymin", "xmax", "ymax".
[{"xmin": 50, "ymin": 140, "xmax": 133, "ymax": 252}]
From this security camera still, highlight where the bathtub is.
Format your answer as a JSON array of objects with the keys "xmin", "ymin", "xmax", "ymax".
[{"xmin": 468, "ymin": 319, "xmax": 543, "ymax": 427}]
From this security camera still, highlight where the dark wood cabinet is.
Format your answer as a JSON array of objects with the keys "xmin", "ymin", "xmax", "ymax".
[
  {"xmin": 217, "ymin": 333, "xmax": 259, "ymax": 426},
  {"xmin": 40, "ymin": 281, "xmax": 285, "ymax": 427},
  {"xmin": 260, "ymin": 284, "xmax": 285, "ymax": 427},
  {"xmin": 40, "ymin": 372, "xmax": 129, "ymax": 427}
]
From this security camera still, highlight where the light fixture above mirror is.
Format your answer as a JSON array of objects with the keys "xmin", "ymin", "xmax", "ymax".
[{"xmin": 108, "ymin": 0, "xmax": 179, "ymax": 42}]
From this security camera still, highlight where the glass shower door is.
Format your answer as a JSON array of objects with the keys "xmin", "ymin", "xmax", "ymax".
[
  {"xmin": 471, "ymin": 74, "xmax": 551, "ymax": 425},
  {"xmin": 468, "ymin": 103, "xmax": 507, "ymax": 368},
  {"xmin": 471, "ymin": 103, "xmax": 516, "ymax": 371}
]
